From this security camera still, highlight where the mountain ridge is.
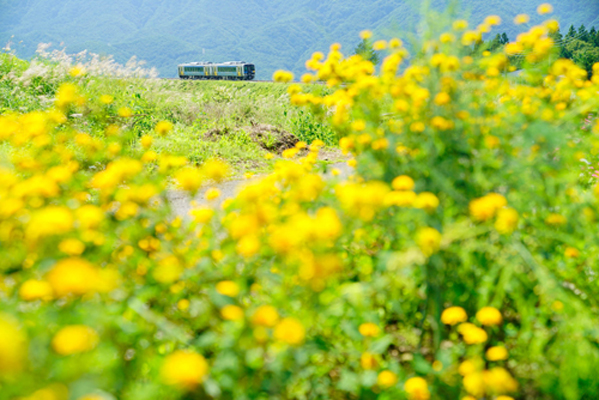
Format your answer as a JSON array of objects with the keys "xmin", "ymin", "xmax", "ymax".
[{"xmin": 1, "ymin": 0, "xmax": 597, "ymax": 79}]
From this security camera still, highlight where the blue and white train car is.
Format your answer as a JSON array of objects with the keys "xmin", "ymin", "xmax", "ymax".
[{"xmin": 178, "ymin": 61, "xmax": 255, "ymax": 80}]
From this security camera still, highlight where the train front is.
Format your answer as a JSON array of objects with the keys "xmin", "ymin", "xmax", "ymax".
[{"xmin": 244, "ymin": 63, "xmax": 255, "ymax": 80}]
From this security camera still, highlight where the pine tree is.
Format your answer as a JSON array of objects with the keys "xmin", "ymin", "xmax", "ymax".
[
  {"xmin": 354, "ymin": 39, "xmax": 380, "ymax": 65},
  {"xmin": 566, "ymin": 25, "xmax": 577, "ymax": 39},
  {"xmin": 501, "ymin": 33, "xmax": 509, "ymax": 45},
  {"xmin": 579, "ymin": 24, "xmax": 590, "ymax": 42}
]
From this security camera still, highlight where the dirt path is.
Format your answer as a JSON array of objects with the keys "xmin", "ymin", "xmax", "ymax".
[{"xmin": 168, "ymin": 162, "xmax": 353, "ymax": 218}]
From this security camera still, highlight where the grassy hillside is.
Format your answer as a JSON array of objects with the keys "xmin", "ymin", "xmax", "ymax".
[{"xmin": 0, "ymin": 0, "xmax": 598, "ymax": 78}]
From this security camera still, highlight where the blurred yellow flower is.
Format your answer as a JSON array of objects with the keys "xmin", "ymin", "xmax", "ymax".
[
  {"xmin": 392, "ymin": 175, "xmax": 415, "ymax": 191},
  {"xmin": 486, "ymin": 346, "xmax": 509, "ymax": 361},
  {"xmin": 377, "ymin": 370, "xmax": 398, "ymax": 388},
  {"xmin": 413, "ymin": 192, "xmax": 439, "ymax": 211},
  {"xmin": 117, "ymin": 107, "xmax": 133, "ymax": 118},
  {"xmin": 476, "ymin": 307, "xmax": 503, "ymax": 326},
  {"xmin": 537, "ymin": 3, "xmax": 553, "ymax": 15},
  {"xmin": 360, "ymin": 30, "xmax": 373, "ymax": 40},
  {"xmin": 205, "ymin": 187, "xmax": 221, "ymax": 201},
  {"xmin": 495, "ymin": 208, "xmax": 519, "ymax": 234},
  {"xmin": 404, "ymin": 377, "xmax": 430, "ymax": 400},
  {"xmin": 458, "ymin": 323, "xmax": 488, "ymax": 344},
  {"xmin": 99, "ymin": 94, "xmax": 114, "ymax": 104},
  {"xmin": 273, "ymin": 70, "xmax": 294, "ymax": 83},
  {"xmin": 360, "ymin": 352, "xmax": 377, "ymax": 369},
  {"xmin": 47, "ymin": 258, "xmax": 98, "ymax": 297},
  {"xmin": 58, "ymin": 238, "xmax": 86, "ymax": 256},
  {"xmin": 564, "ymin": 247, "xmax": 580, "ymax": 258},
  {"xmin": 221, "ymin": 305, "xmax": 244, "ymax": 321},
  {"xmin": 19, "ymin": 280, "xmax": 53, "ymax": 301},
  {"xmin": 201, "ymin": 159, "xmax": 229, "ymax": 182},
  {"xmin": 274, "ymin": 317, "xmax": 305, "ymax": 345},
  {"xmin": 216, "ymin": 281, "xmax": 240, "ymax": 297},
  {"xmin": 155, "ymin": 120, "xmax": 173, "ymax": 135},
  {"xmin": 0, "ymin": 313, "xmax": 27, "ymax": 374},
  {"xmin": 358, "ymin": 322, "xmax": 381, "ymax": 337},
  {"xmin": 514, "ymin": 14, "xmax": 530, "ymax": 25},
  {"xmin": 52, "ymin": 325, "xmax": 99, "ymax": 355},
  {"xmin": 416, "ymin": 227, "xmax": 442, "ymax": 256},
  {"xmin": 160, "ymin": 350, "xmax": 208, "ymax": 389},
  {"xmin": 441, "ymin": 306, "xmax": 467, "ymax": 325},
  {"xmin": 251, "ymin": 305, "xmax": 279, "ymax": 327}
]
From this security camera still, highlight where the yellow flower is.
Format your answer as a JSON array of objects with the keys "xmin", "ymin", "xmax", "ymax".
[
  {"xmin": 19, "ymin": 280, "xmax": 53, "ymax": 301},
  {"xmin": 483, "ymin": 367, "xmax": 518, "ymax": 393},
  {"xmin": 537, "ymin": 3, "xmax": 553, "ymax": 15},
  {"xmin": 495, "ymin": 208, "xmax": 519, "ymax": 234},
  {"xmin": 564, "ymin": 247, "xmax": 580, "ymax": 258},
  {"xmin": 459, "ymin": 358, "xmax": 483, "ymax": 376},
  {"xmin": 476, "ymin": 307, "xmax": 503, "ymax": 326},
  {"xmin": 99, "ymin": 94, "xmax": 114, "ymax": 104},
  {"xmin": 160, "ymin": 350, "xmax": 209, "ymax": 389},
  {"xmin": 52, "ymin": 325, "xmax": 99, "ymax": 355},
  {"xmin": 175, "ymin": 167, "xmax": 204, "ymax": 192},
  {"xmin": 153, "ymin": 256, "xmax": 184, "ymax": 284},
  {"xmin": 360, "ymin": 30, "xmax": 373, "ymax": 40},
  {"xmin": 458, "ymin": 323, "xmax": 488, "ymax": 344},
  {"xmin": 47, "ymin": 258, "xmax": 98, "ymax": 297},
  {"xmin": 69, "ymin": 65, "xmax": 85, "ymax": 77},
  {"xmin": 177, "ymin": 299, "xmax": 190, "ymax": 311},
  {"xmin": 216, "ymin": 281, "xmax": 240, "ymax": 297},
  {"xmin": 514, "ymin": 14, "xmax": 530, "ymax": 24},
  {"xmin": 484, "ymin": 15, "xmax": 501, "ymax": 26},
  {"xmin": 441, "ymin": 306, "xmax": 468, "ymax": 325},
  {"xmin": 413, "ymin": 192, "xmax": 439, "ymax": 211},
  {"xmin": 140, "ymin": 135, "xmax": 153, "ymax": 149},
  {"xmin": 377, "ymin": 370, "xmax": 398, "ymax": 388},
  {"xmin": 58, "ymin": 238, "xmax": 86, "ymax": 256},
  {"xmin": 274, "ymin": 317, "xmax": 305, "ymax": 345},
  {"xmin": 486, "ymin": 346, "xmax": 509, "ymax": 361},
  {"xmin": 358, "ymin": 322, "xmax": 381, "ymax": 337},
  {"xmin": 373, "ymin": 40, "xmax": 387, "ymax": 51},
  {"xmin": 55, "ymin": 83, "xmax": 81, "ymax": 109},
  {"xmin": 251, "ymin": 305, "xmax": 279, "ymax": 327},
  {"xmin": 0, "ymin": 313, "xmax": 27, "ymax": 374},
  {"xmin": 404, "ymin": 377, "xmax": 430, "ymax": 400},
  {"xmin": 27, "ymin": 206, "xmax": 74, "ymax": 240},
  {"xmin": 117, "ymin": 107, "xmax": 132, "ymax": 118},
  {"xmin": 453, "ymin": 20, "xmax": 469, "ymax": 31},
  {"xmin": 155, "ymin": 120, "xmax": 173, "ymax": 135},
  {"xmin": 469, "ymin": 193, "xmax": 507, "ymax": 221},
  {"xmin": 545, "ymin": 213, "xmax": 566, "ymax": 226},
  {"xmin": 221, "ymin": 305, "xmax": 244, "ymax": 321},
  {"xmin": 201, "ymin": 159, "xmax": 230, "ymax": 182},
  {"xmin": 360, "ymin": 352, "xmax": 377, "ymax": 369},
  {"xmin": 434, "ymin": 92, "xmax": 451, "ymax": 106},
  {"xmin": 273, "ymin": 70, "xmax": 294, "ymax": 83},
  {"xmin": 75, "ymin": 205, "xmax": 105, "ymax": 229},
  {"xmin": 416, "ymin": 227, "xmax": 442, "ymax": 256},
  {"xmin": 463, "ymin": 371, "xmax": 485, "ymax": 397},
  {"xmin": 392, "ymin": 175, "xmax": 415, "ymax": 191},
  {"xmin": 205, "ymin": 188, "xmax": 221, "ymax": 201}
]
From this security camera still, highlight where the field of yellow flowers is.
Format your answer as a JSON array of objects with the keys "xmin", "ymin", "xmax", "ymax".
[{"xmin": 2, "ymin": 4, "xmax": 599, "ymax": 400}]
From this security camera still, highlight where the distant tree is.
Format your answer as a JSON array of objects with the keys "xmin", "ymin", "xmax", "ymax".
[
  {"xmin": 354, "ymin": 39, "xmax": 380, "ymax": 65},
  {"xmin": 501, "ymin": 33, "xmax": 509, "ymax": 44},
  {"xmin": 566, "ymin": 25, "xmax": 577, "ymax": 39},
  {"xmin": 579, "ymin": 24, "xmax": 590, "ymax": 42}
]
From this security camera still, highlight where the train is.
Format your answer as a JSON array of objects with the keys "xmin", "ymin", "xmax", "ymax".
[{"xmin": 178, "ymin": 61, "xmax": 255, "ymax": 80}]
